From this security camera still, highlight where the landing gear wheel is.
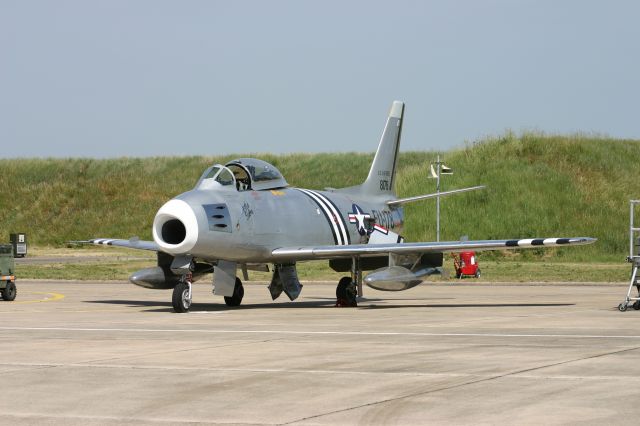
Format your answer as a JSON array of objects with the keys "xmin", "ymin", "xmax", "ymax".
[
  {"xmin": 172, "ymin": 281, "xmax": 191, "ymax": 313},
  {"xmin": 224, "ymin": 277, "xmax": 244, "ymax": 307},
  {"xmin": 2, "ymin": 281, "xmax": 16, "ymax": 301},
  {"xmin": 336, "ymin": 276, "xmax": 357, "ymax": 307},
  {"xmin": 633, "ymin": 301, "xmax": 640, "ymax": 310},
  {"xmin": 475, "ymin": 268, "xmax": 481, "ymax": 279},
  {"xmin": 619, "ymin": 303, "xmax": 628, "ymax": 312}
]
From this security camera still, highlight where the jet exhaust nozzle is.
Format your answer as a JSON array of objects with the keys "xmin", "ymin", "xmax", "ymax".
[{"xmin": 152, "ymin": 199, "xmax": 199, "ymax": 254}]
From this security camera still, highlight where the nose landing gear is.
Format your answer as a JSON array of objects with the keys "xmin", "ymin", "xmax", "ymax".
[
  {"xmin": 172, "ymin": 273, "xmax": 192, "ymax": 313},
  {"xmin": 171, "ymin": 273, "xmax": 246, "ymax": 312}
]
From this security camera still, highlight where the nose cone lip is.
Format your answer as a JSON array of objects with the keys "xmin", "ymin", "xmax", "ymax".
[{"xmin": 153, "ymin": 199, "xmax": 199, "ymax": 254}]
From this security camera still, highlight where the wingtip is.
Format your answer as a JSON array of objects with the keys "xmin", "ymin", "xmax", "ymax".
[{"xmin": 573, "ymin": 237, "xmax": 597, "ymax": 245}]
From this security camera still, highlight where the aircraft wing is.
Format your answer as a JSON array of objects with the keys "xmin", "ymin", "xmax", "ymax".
[
  {"xmin": 79, "ymin": 238, "xmax": 161, "ymax": 252},
  {"xmin": 271, "ymin": 237, "xmax": 596, "ymax": 261}
]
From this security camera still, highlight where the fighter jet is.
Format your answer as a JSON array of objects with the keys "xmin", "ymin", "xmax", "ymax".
[{"xmin": 85, "ymin": 101, "xmax": 596, "ymax": 312}]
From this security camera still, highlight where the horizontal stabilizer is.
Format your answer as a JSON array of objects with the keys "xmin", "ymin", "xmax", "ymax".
[{"xmin": 386, "ymin": 185, "xmax": 486, "ymax": 206}]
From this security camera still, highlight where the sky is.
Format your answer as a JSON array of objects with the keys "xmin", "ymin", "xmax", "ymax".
[{"xmin": 1, "ymin": 0, "xmax": 639, "ymax": 158}]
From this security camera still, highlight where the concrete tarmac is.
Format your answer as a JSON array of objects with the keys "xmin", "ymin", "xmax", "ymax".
[
  {"xmin": 1, "ymin": 280, "xmax": 639, "ymax": 425},
  {"xmin": 15, "ymin": 254, "xmax": 151, "ymax": 265}
]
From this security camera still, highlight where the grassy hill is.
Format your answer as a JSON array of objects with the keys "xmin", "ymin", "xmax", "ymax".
[{"xmin": 1, "ymin": 132, "xmax": 639, "ymax": 262}]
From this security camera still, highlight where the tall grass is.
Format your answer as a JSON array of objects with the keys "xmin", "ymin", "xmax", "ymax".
[
  {"xmin": 1, "ymin": 132, "xmax": 638, "ymax": 261},
  {"xmin": 397, "ymin": 132, "xmax": 640, "ymax": 261}
]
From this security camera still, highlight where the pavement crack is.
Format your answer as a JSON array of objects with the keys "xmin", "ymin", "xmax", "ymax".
[
  {"xmin": 82, "ymin": 338, "xmax": 285, "ymax": 365},
  {"xmin": 0, "ymin": 364, "xmax": 59, "ymax": 377},
  {"xmin": 3, "ymin": 413, "xmax": 271, "ymax": 425},
  {"xmin": 282, "ymin": 345, "xmax": 640, "ymax": 425}
]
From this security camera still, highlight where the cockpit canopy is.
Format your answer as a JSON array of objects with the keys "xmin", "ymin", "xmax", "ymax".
[
  {"xmin": 226, "ymin": 158, "xmax": 288, "ymax": 191},
  {"xmin": 195, "ymin": 158, "xmax": 288, "ymax": 192}
]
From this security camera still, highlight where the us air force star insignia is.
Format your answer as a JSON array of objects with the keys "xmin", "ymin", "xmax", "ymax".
[{"xmin": 348, "ymin": 204, "xmax": 372, "ymax": 236}]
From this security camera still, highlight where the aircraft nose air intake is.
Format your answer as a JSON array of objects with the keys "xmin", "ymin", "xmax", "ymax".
[
  {"xmin": 152, "ymin": 199, "xmax": 199, "ymax": 254},
  {"xmin": 161, "ymin": 219, "xmax": 186, "ymax": 244}
]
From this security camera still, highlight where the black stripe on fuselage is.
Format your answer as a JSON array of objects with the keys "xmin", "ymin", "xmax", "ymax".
[
  {"xmin": 296, "ymin": 189, "xmax": 341, "ymax": 245},
  {"xmin": 301, "ymin": 189, "xmax": 350, "ymax": 246},
  {"xmin": 309, "ymin": 190, "xmax": 351, "ymax": 245}
]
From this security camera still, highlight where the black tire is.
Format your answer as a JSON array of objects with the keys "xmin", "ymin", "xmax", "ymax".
[
  {"xmin": 475, "ymin": 268, "xmax": 481, "ymax": 279},
  {"xmin": 336, "ymin": 276, "xmax": 351, "ymax": 299},
  {"xmin": 2, "ymin": 281, "xmax": 16, "ymax": 301},
  {"xmin": 336, "ymin": 276, "xmax": 357, "ymax": 306},
  {"xmin": 633, "ymin": 301, "xmax": 640, "ymax": 310},
  {"xmin": 619, "ymin": 303, "xmax": 628, "ymax": 312},
  {"xmin": 224, "ymin": 277, "xmax": 244, "ymax": 307},
  {"xmin": 172, "ymin": 281, "xmax": 191, "ymax": 313}
]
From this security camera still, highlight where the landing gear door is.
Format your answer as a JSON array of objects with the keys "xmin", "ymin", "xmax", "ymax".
[{"xmin": 213, "ymin": 260, "xmax": 237, "ymax": 297}]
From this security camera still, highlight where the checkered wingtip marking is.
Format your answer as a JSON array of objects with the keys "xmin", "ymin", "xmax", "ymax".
[
  {"xmin": 90, "ymin": 239, "xmax": 115, "ymax": 246},
  {"xmin": 505, "ymin": 238, "xmax": 573, "ymax": 247}
]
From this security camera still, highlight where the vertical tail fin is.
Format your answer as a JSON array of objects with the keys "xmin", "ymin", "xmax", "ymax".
[{"xmin": 358, "ymin": 100, "xmax": 404, "ymax": 196}]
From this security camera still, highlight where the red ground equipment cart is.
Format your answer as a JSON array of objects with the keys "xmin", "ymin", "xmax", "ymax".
[{"xmin": 452, "ymin": 251, "xmax": 481, "ymax": 279}]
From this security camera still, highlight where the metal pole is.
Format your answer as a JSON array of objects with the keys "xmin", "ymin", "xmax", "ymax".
[
  {"xmin": 436, "ymin": 154, "xmax": 441, "ymax": 242},
  {"xmin": 631, "ymin": 201, "xmax": 635, "ymax": 260}
]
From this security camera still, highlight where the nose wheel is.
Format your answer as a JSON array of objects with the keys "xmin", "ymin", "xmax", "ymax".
[{"xmin": 172, "ymin": 276, "xmax": 192, "ymax": 313}]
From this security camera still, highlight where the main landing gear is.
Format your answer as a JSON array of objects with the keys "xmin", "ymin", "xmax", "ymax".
[
  {"xmin": 336, "ymin": 256, "xmax": 362, "ymax": 307},
  {"xmin": 336, "ymin": 276, "xmax": 357, "ymax": 307},
  {"xmin": 171, "ymin": 274, "xmax": 245, "ymax": 313},
  {"xmin": 224, "ymin": 277, "xmax": 244, "ymax": 307}
]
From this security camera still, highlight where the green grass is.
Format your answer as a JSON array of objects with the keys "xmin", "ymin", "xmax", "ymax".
[
  {"xmin": 1, "ymin": 132, "xmax": 639, "ymax": 264},
  {"xmin": 397, "ymin": 132, "xmax": 640, "ymax": 262},
  {"xmin": 15, "ymin": 256, "xmax": 629, "ymax": 283},
  {"xmin": 16, "ymin": 260, "xmax": 153, "ymax": 281}
]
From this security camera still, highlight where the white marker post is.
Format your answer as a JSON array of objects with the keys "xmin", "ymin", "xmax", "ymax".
[{"xmin": 429, "ymin": 155, "xmax": 453, "ymax": 242}]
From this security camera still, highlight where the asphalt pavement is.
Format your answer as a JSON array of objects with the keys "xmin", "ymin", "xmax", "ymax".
[{"xmin": 1, "ymin": 280, "xmax": 639, "ymax": 425}]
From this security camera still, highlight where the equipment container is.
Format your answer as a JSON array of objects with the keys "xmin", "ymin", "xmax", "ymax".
[
  {"xmin": 0, "ymin": 244, "xmax": 17, "ymax": 301},
  {"xmin": 10, "ymin": 233, "xmax": 27, "ymax": 258},
  {"xmin": 453, "ymin": 251, "xmax": 481, "ymax": 279}
]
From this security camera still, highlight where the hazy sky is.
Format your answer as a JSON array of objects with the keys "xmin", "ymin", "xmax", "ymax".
[{"xmin": 1, "ymin": 0, "xmax": 638, "ymax": 158}]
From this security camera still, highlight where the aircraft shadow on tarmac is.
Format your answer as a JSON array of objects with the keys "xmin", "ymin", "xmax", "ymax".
[
  {"xmin": 303, "ymin": 297, "xmax": 575, "ymax": 309},
  {"xmin": 85, "ymin": 299, "xmax": 574, "ymax": 312},
  {"xmin": 86, "ymin": 299, "xmax": 338, "ymax": 312},
  {"xmin": 359, "ymin": 303, "xmax": 575, "ymax": 309}
]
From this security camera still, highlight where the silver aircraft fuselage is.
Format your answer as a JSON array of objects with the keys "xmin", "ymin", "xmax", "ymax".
[{"xmin": 153, "ymin": 185, "xmax": 403, "ymax": 264}]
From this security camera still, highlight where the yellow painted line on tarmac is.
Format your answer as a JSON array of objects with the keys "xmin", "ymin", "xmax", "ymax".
[{"xmin": 12, "ymin": 292, "xmax": 65, "ymax": 304}]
